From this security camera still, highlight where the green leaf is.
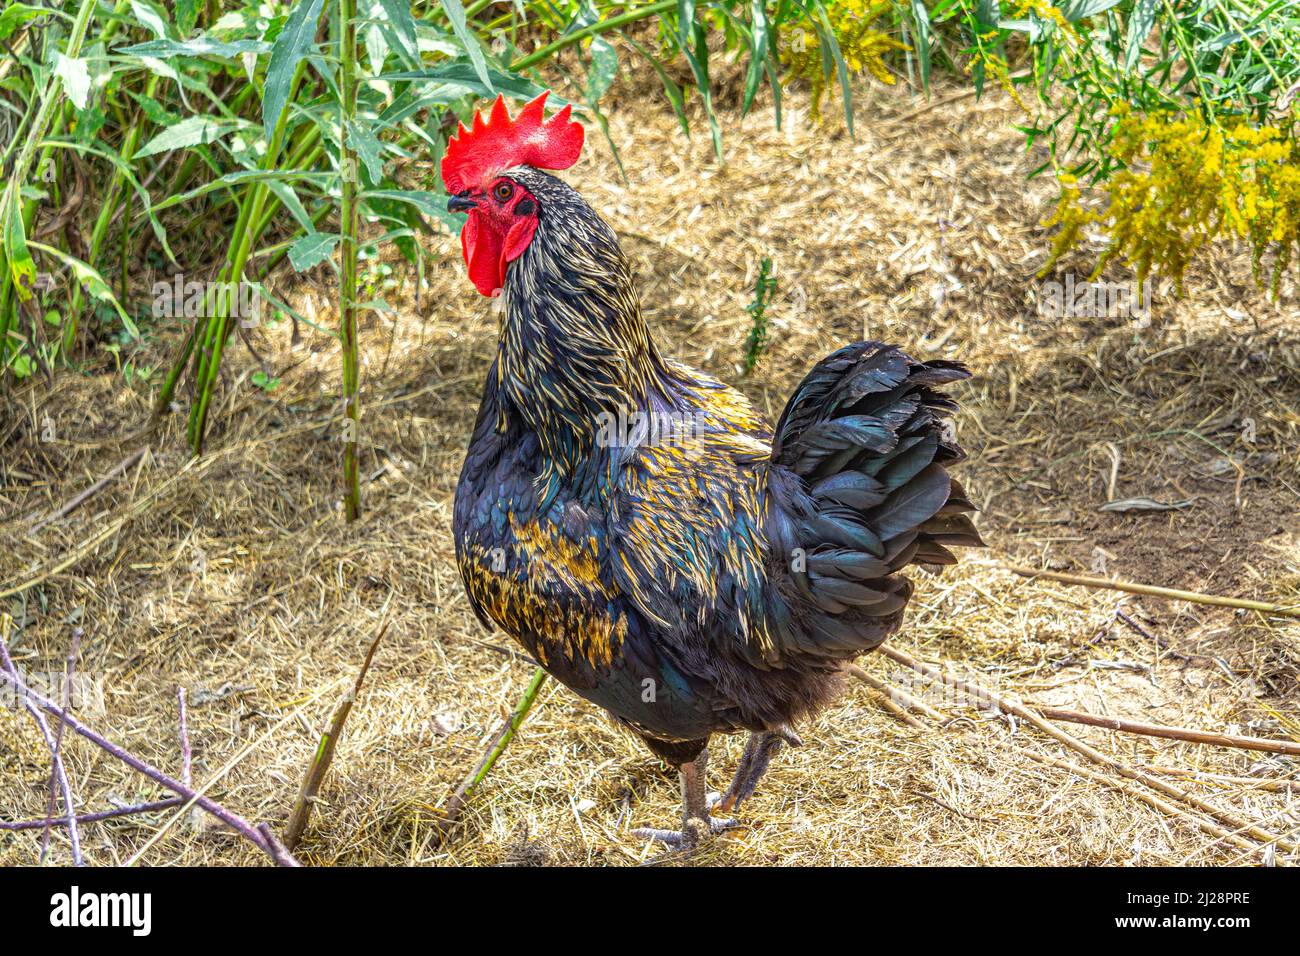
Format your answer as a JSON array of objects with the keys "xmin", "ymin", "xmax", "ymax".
[
  {"xmin": 682, "ymin": 21, "xmax": 722, "ymax": 160},
  {"xmin": 625, "ymin": 37, "xmax": 689, "ymax": 136},
  {"xmin": 379, "ymin": 63, "xmax": 555, "ymax": 102},
  {"xmin": 347, "ymin": 121, "xmax": 385, "ymax": 182},
  {"xmin": 266, "ymin": 180, "xmax": 316, "ymax": 233},
  {"xmin": 134, "ymin": 116, "xmax": 234, "ymax": 158},
  {"xmin": 676, "ymin": 0, "xmax": 697, "ymax": 51},
  {"xmin": 377, "ymin": 0, "xmax": 419, "ymax": 65},
  {"xmin": 743, "ymin": 0, "xmax": 769, "ymax": 115},
  {"xmin": 587, "ymin": 35, "xmax": 618, "ymax": 103},
  {"xmin": 1124, "ymin": 0, "xmax": 1158, "ymax": 71},
  {"xmin": 1060, "ymin": 0, "xmax": 1123, "ymax": 21},
  {"xmin": 28, "ymin": 240, "xmax": 138, "ymax": 338},
  {"xmin": 175, "ymin": 0, "xmax": 202, "ymax": 35},
  {"xmin": 54, "ymin": 55, "xmax": 91, "ymax": 111},
  {"xmin": 264, "ymin": 0, "xmax": 325, "ymax": 136},
  {"xmin": 439, "ymin": 0, "xmax": 494, "ymax": 95},
  {"xmin": 116, "ymin": 37, "xmax": 271, "ymax": 58},
  {"xmin": 129, "ymin": 0, "xmax": 171, "ymax": 40},
  {"xmin": 363, "ymin": 189, "xmax": 465, "ymax": 233},
  {"xmin": 909, "ymin": 0, "xmax": 932, "ymax": 93},
  {"xmin": 0, "ymin": 4, "xmax": 53, "ymax": 42},
  {"xmin": 804, "ymin": 1, "xmax": 855, "ymax": 137},
  {"xmin": 150, "ymin": 169, "xmax": 332, "ymax": 212},
  {"xmin": 288, "ymin": 232, "xmax": 340, "ymax": 271},
  {"xmin": 3, "ymin": 187, "xmax": 36, "ymax": 300}
]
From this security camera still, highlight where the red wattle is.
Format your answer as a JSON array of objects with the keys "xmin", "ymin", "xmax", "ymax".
[{"xmin": 462, "ymin": 209, "xmax": 505, "ymax": 297}]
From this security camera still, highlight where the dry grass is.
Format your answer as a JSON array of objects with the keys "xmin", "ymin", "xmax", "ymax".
[{"xmin": 2, "ymin": 74, "xmax": 1298, "ymax": 866}]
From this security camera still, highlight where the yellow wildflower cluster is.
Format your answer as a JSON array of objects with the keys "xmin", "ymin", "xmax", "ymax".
[
  {"xmin": 1008, "ymin": 0, "xmax": 1078, "ymax": 40},
  {"xmin": 967, "ymin": 44, "xmax": 1030, "ymax": 112},
  {"xmin": 1042, "ymin": 105, "xmax": 1300, "ymax": 295},
  {"xmin": 780, "ymin": 0, "xmax": 907, "ymax": 119}
]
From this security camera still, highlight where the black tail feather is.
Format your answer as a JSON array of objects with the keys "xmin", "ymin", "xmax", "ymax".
[{"xmin": 764, "ymin": 342, "xmax": 984, "ymax": 663}]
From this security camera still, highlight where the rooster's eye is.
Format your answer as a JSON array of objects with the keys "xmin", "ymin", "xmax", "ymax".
[{"xmin": 493, "ymin": 182, "xmax": 514, "ymax": 202}]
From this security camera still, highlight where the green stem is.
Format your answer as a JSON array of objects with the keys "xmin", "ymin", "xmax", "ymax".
[
  {"xmin": 509, "ymin": 0, "xmax": 677, "ymax": 71},
  {"xmin": 183, "ymin": 57, "xmax": 321, "ymax": 453},
  {"xmin": 339, "ymin": 0, "xmax": 362, "ymax": 521},
  {"xmin": 469, "ymin": 668, "xmax": 547, "ymax": 793}
]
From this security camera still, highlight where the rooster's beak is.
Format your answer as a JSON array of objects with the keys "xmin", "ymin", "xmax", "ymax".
[{"xmin": 448, "ymin": 192, "xmax": 476, "ymax": 213}]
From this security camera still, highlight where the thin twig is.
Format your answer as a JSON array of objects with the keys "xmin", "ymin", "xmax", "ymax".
[
  {"xmin": 879, "ymin": 644, "xmax": 1298, "ymax": 856},
  {"xmin": 1002, "ymin": 564, "xmax": 1300, "ymax": 619},
  {"xmin": 0, "ymin": 637, "xmax": 296, "ymax": 866},
  {"xmin": 1017, "ymin": 749, "xmax": 1262, "ymax": 855},
  {"xmin": 1026, "ymin": 704, "xmax": 1300, "ymax": 756},
  {"xmin": 283, "ymin": 600, "xmax": 393, "ymax": 852},
  {"xmin": 1142, "ymin": 766, "xmax": 1300, "ymax": 794},
  {"xmin": 177, "ymin": 687, "xmax": 192, "ymax": 788},
  {"xmin": 27, "ymin": 447, "xmax": 148, "ymax": 532},
  {"xmin": 1, "ymin": 798, "xmax": 185, "ymax": 831},
  {"xmin": 0, "ymin": 615, "xmax": 82, "ymax": 866},
  {"xmin": 845, "ymin": 662, "xmax": 946, "ymax": 723},
  {"xmin": 433, "ymin": 666, "xmax": 548, "ymax": 846},
  {"xmin": 40, "ymin": 627, "xmax": 83, "ymax": 864},
  {"xmin": 257, "ymin": 823, "xmax": 302, "ymax": 867}
]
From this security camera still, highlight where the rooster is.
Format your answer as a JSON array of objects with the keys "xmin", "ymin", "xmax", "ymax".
[{"xmin": 446, "ymin": 92, "xmax": 984, "ymax": 848}]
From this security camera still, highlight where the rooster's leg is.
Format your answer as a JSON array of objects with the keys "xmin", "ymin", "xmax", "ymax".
[
  {"xmin": 718, "ymin": 725, "xmax": 803, "ymax": 813},
  {"xmin": 631, "ymin": 747, "xmax": 736, "ymax": 849}
]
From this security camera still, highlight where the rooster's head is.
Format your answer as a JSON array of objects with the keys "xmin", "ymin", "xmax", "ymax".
[{"xmin": 442, "ymin": 91, "xmax": 585, "ymax": 296}]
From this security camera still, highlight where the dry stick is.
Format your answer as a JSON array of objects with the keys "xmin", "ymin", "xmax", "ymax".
[
  {"xmin": 1017, "ymin": 749, "xmax": 1262, "ymax": 856},
  {"xmin": 1026, "ymin": 704, "xmax": 1300, "ymax": 757},
  {"xmin": 1141, "ymin": 767, "xmax": 1300, "ymax": 794},
  {"xmin": 433, "ymin": 667, "xmax": 549, "ymax": 847},
  {"xmin": 842, "ymin": 660, "xmax": 946, "ymax": 723},
  {"xmin": 40, "ymin": 627, "xmax": 83, "ymax": 864},
  {"xmin": 0, "ymin": 616, "xmax": 82, "ymax": 866},
  {"xmin": 177, "ymin": 687, "xmax": 192, "ymax": 788},
  {"xmin": 1, "ymin": 798, "xmax": 185, "ymax": 831},
  {"xmin": 176, "ymin": 685, "xmax": 199, "ymax": 832},
  {"xmin": 27, "ymin": 446, "xmax": 148, "ymax": 532},
  {"xmin": 0, "ymin": 645, "xmax": 294, "ymax": 866},
  {"xmin": 878, "ymin": 645, "xmax": 1298, "ymax": 856},
  {"xmin": 283, "ymin": 605, "xmax": 393, "ymax": 852},
  {"xmin": 257, "ymin": 823, "xmax": 301, "ymax": 868},
  {"xmin": 865, "ymin": 682, "xmax": 926, "ymax": 729},
  {"xmin": 123, "ymin": 676, "xmax": 342, "ymax": 866},
  {"xmin": 1002, "ymin": 564, "xmax": 1300, "ymax": 619}
]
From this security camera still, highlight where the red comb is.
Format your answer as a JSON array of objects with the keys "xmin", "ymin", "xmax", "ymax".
[{"xmin": 441, "ymin": 91, "xmax": 585, "ymax": 194}]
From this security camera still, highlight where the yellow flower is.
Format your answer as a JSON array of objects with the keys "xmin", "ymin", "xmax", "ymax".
[
  {"xmin": 1042, "ymin": 109, "xmax": 1300, "ymax": 296},
  {"xmin": 780, "ymin": 0, "xmax": 908, "ymax": 120}
]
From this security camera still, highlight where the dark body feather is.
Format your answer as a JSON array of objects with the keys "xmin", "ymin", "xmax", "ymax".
[{"xmin": 453, "ymin": 168, "xmax": 983, "ymax": 760}]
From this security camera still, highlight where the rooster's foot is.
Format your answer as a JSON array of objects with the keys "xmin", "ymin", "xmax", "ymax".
[
  {"xmin": 631, "ymin": 814, "xmax": 738, "ymax": 850},
  {"xmin": 718, "ymin": 725, "xmax": 802, "ymax": 814},
  {"xmin": 632, "ymin": 751, "xmax": 741, "ymax": 851}
]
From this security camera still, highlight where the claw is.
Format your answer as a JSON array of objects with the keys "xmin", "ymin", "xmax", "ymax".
[{"xmin": 632, "ymin": 814, "xmax": 738, "ymax": 850}]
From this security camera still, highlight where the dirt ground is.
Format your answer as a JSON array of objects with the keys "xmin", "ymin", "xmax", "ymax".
[{"xmin": 2, "ymin": 73, "xmax": 1298, "ymax": 866}]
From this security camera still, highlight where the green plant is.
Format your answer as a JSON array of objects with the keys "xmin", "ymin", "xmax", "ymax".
[
  {"xmin": 743, "ymin": 255, "xmax": 776, "ymax": 374},
  {"xmin": 0, "ymin": 0, "xmax": 859, "ymax": 521}
]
